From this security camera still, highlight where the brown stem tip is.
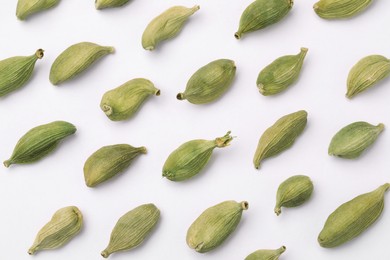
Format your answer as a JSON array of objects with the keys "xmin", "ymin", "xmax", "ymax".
[
  {"xmin": 241, "ymin": 201, "xmax": 249, "ymax": 210},
  {"xmin": 176, "ymin": 93, "xmax": 185, "ymax": 100},
  {"xmin": 35, "ymin": 49, "xmax": 44, "ymax": 59},
  {"xmin": 155, "ymin": 89, "xmax": 161, "ymax": 96},
  {"xmin": 234, "ymin": 32, "xmax": 241, "ymax": 40}
]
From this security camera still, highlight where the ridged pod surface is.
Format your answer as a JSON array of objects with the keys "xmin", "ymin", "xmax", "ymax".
[
  {"xmin": 95, "ymin": 0, "xmax": 130, "ymax": 9},
  {"xmin": 245, "ymin": 246, "xmax": 286, "ymax": 260},
  {"xmin": 16, "ymin": 0, "xmax": 60, "ymax": 20},
  {"xmin": 313, "ymin": 0, "xmax": 372, "ymax": 19}
]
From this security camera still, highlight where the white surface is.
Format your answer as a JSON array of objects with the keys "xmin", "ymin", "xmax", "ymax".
[{"xmin": 0, "ymin": 0, "xmax": 390, "ymax": 259}]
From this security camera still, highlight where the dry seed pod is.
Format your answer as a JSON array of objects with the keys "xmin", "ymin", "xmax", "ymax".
[
  {"xmin": 186, "ymin": 200, "xmax": 248, "ymax": 253},
  {"xmin": 318, "ymin": 183, "xmax": 390, "ymax": 248},
  {"xmin": 177, "ymin": 59, "xmax": 236, "ymax": 104},
  {"xmin": 314, "ymin": 0, "xmax": 372, "ymax": 19},
  {"xmin": 16, "ymin": 0, "xmax": 60, "ymax": 20},
  {"xmin": 95, "ymin": 0, "xmax": 130, "ymax": 9},
  {"xmin": 101, "ymin": 203, "xmax": 160, "ymax": 258},
  {"xmin": 257, "ymin": 48, "xmax": 308, "ymax": 96},
  {"xmin": 50, "ymin": 42, "xmax": 114, "ymax": 85},
  {"xmin": 28, "ymin": 206, "xmax": 83, "ymax": 255},
  {"xmin": 142, "ymin": 5, "xmax": 200, "ymax": 51},
  {"xmin": 162, "ymin": 132, "xmax": 233, "ymax": 181},
  {"xmin": 328, "ymin": 122, "xmax": 384, "ymax": 159},
  {"xmin": 100, "ymin": 78, "xmax": 160, "ymax": 121},
  {"xmin": 274, "ymin": 175, "xmax": 313, "ymax": 216},
  {"xmin": 0, "ymin": 49, "xmax": 44, "ymax": 98},
  {"xmin": 4, "ymin": 121, "xmax": 76, "ymax": 167},
  {"xmin": 245, "ymin": 246, "xmax": 286, "ymax": 260}
]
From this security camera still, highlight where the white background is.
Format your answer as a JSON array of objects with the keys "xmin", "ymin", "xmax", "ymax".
[{"xmin": 0, "ymin": 0, "xmax": 390, "ymax": 259}]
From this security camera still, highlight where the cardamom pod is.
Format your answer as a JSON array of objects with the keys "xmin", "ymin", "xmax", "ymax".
[
  {"xmin": 346, "ymin": 55, "xmax": 390, "ymax": 98},
  {"xmin": 95, "ymin": 0, "xmax": 130, "ymax": 10},
  {"xmin": 0, "ymin": 49, "xmax": 44, "ymax": 98},
  {"xmin": 253, "ymin": 110, "xmax": 307, "ymax": 169},
  {"xmin": 235, "ymin": 0, "xmax": 293, "ymax": 39},
  {"xmin": 177, "ymin": 59, "xmax": 236, "ymax": 104},
  {"xmin": 50, "ymin": 42, "xmax": 114, "ymax": 85},
  {"xmin": 142, "ymin": 5, "xmax": 200, "ymax": 51},
  {"xmin": 318, "ymin": 183, "xmax": 390, "ymax": 248},
  {"xmin": 328, "ymin": 122, "xmax": 384, "ymax": 159},
  {"xmin": 16, "ymin": 0, "xmax": 60, "ymax": 20},
  {"xmin": 84, "ymin": 144, "xmax": 146, "ymax": 187},
  {"xmin": 257, "ymin": 47, "xmax": 308, "ymax": 96},
  {"xmin": 28, "ymin": 206, "xmax": 83, "ymax": 255},
  {"xmin": 245, "ymin": 246, "xmax": 286, "ymax": 260},
  {"xmin": 274, "ymin": 175, "xmax": 313, "ymax": 216},
  {"xmin": 100, "ymin": 78, "xmax": 160, "ymax": 121},
  {"xmin": 101, "ymin": 203, "xmax": 160, "ymax": 258},
  {"xmin": 313, "ymin": 0, "xmax": 372, "ymax": 19},
  {"xmin": 187, "ymin": 200, "xmax": 248, "ymax": 253},
  {"xmin": 4, "ymin": 121, "xmax": 76, "ymax": 167},
  {"xmin": 162, "ymin": 131, "xmax": 233, "ymax": 181}
]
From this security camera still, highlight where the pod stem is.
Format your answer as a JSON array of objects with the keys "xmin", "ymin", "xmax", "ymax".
[
  {"xmin": 191, "ymin": 5, "xmax": 200, "ymax": 13},
  {"xmin": 234, "ymin": 31, "xmax": 242, "ymax": 40},
  {"xmin": 241, "ymin": 201, "xmax": 249, "ymax": 210},
  {"xmin": 101, "ymin": 249, "xmax": 111, "ymax": 258},
  {"xmin": 102, "ymin": 105, "xmax": 113, "ymax": 116},
  {"xmin": 382, "ymin": 183, "xmax": 390, "ymax": 191},
  {"xmin": 138, "ymin": 146, "xmax": 148, "ymax": 154},
  {"xmin": 3, "ymin": 160, "xmax": 12, "ymax": 168},
  {"xmin": 299, "ymin": 47, "xmax": 309, "ymax": 59},
  {"xmin": 27, "ymin": 246, "xmax": 37, "ymax": 255},
  {"xmin": 274, "ymin": 206, "xmax": 282, "ymax": 216},
  {"xmin": 35, "ymin": 49, "xmax": 44, "ymax": 59},
  {"xmin": 176, "ymin": 93, "xmax": 186, "ymax": 100},
  {"xmin": 215, "ymin": 131, "xmax": 233, "ymax": 148},
  {"xmin": 155, "ymin": 89, "xmax": 161, "ymax": 96},
  {"xmin": 377, "ymin": 123, "xmax": 385, "ymax": 132},
  {"xmin": 277, "ymin": 246, "xmax": 287, "ymax": 254}
]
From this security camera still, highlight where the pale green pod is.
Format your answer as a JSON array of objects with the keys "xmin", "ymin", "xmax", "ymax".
[
  {"xmin": 84, "ymin": 144, "xmax": 146, "ymax": 187},
  {"xmin": 16, "ymin": 0, "xmax": 60, "ymax": 20},
  {"xmin": 177, "ymin": 59, "xmax": 236, "ymax": 104},
  {"xmin": 95, "ymin": 0, "xmax": 130, "ymax": 10},
  {"xmin": 4, "ymin": 121, "xmax": 76, "ymax": 167},
  {"xmin": 162, "ymin": 132, "xmax": 233, "ymax": 181},
  {"xmin": 101, "ymin": 203, "xmax": 160, "ymax": 258},
  {"xmin": 0, "ymin": 49, "xmax": 44, "ymax": 98},
  {"xmin": 318, "ymin": 183, "xmax": 390, "ymax": 248},
  {"xmin": 245, "ymin": 246, "xmax": 286, "ymax": 260},
  {"xmin": 328, "ymin": 122, "xmax": 384, "ymax": 159},
  {"xmin": 314, "ymin": 0, "xmax": 372, "ymax": 19},
  {"xmin": 235, "ymin": 0, "xmax": 293, "ymax": 39},
  {"xmin": 274, "ymin": 175, "xmax": 313, "ymax": 216},
  {"xmin": 346, "ymin": 55, "xmax": 390, "ymax": 98},
  {"xmin": 100, "ymin": 78, "xmax": 160, "ymax": 121},
  {"xmin": 257, "ymin": 48, "xmax": 308, "ymax": 96},
  {"xmin": 50, "ymin": 42, "xmax": 114, "ymax": 85},
  {"xmin": 142, "ymin": 5, "xmax": 200, "ymax": 51},
  {"xmin": 28, "ymin": 206, "xmax": 83, "ymax": 255},
  {"xmin": 253, "ymin": 110, "xmax": 307, "ymax": 169},
  {"xmin": 186, "ymin": 200, "xmax": 248, "ymax": 253}
]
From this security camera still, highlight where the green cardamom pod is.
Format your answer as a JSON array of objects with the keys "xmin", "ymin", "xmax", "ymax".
[
  {"xmin": 235, "ymin": 0, "xmax": 293, "ymax": 39},
  {"xmin": 257, "ymin": 47, "xmax": 308, "ymax": 96},
  {"xmin": 274, "ymin": 175, "xmax": 313, "ymax": 216},
  {"xmin": 100, "ymin": 78, "xmax": 160, "ymax": 121},
  {"xmin": 328, "ymin": 122, "xmax": 384, "ymax": 159},
  {"xmin": 162, "ymin": 131, "xmax": 233, "ymax": 181},
  {"xmin": 28, "ymin": 206, "xmax": 83, "ymax": 255},
  {"xmin": 16, "ymin": 0, "xmax": 60, "ymax": 20},
  {"xmin": 253, "ymin": 110, "xmax": 307, "ymax": 169},
  {"xmin": 318, "ymin": 183, "xmax": 390, "ymax": 248},
  {"xmin": 95, "ymin": 0, "xmax": 130, "ymax": 10},
  {"xmin": 142, "ymin": 5, "xmax": 200, "ymax": 51},
  {"xmin": 177, "ymin": 59, "xmax": 236, "ymax": 104},
  {"xmin": 50, "ymin": 42, "xmax": 114, "ymax": 85},
  {"xmin": 0, "ymin": 49, "xmax": 44, "ymax": 98},
  {"xmin": 313, "ymin": 0, "xmax": 372, "ymax": 19},
  {"xmin": 101, "ymin": 203, "xmax": 160, "ymax": 258},
  {"xmin": 187, "ymin": 200, "xmax": 248, "ymax": 253},
  {"xmin": 4, "ymin": 121, "xmax": 76, "ymax": 167},
  {"xmin": 84, "ymin": 144, "xmax": 146, "ymax": 187},
  {"xmin": 245, "ymin": 246, "xmax": 286, "ymax": 260},
  {"xmin": 346, "ymin": 55, "xmax": 390, "ymax": 98}
]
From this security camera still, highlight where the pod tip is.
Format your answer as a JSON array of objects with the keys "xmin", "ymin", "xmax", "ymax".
[
  {"xmin": 176, "ymin": 93, "xmax": 185, "ymax": 100},
  {"xmin": 3, "ymin": 160, "xmax": 11, "ymax": 168},
  {"xmin": 234, "ymin": 32, "xmax": 241, "ymax": 40}
]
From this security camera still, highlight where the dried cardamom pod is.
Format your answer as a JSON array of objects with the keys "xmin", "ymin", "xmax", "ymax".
[
  {"xmin": 235, "ymin": 0, "xmax": 293, "ymax": 39},
  {"xmin": 100, "ymin": 78, "xmax": 160, "ymax": 121},
  {"xmin": 186, "ymin": 200, "xmax": 248, "ymax": 253},
  {"xmin": 274, "ymin": 175, "xmax": 313, "ymax": 216},
  {"xmin": 245, "ymin": 246, "xmax": 286, "ymax": 260},
  {"xmin": 84, "ymin": 144, "xmax": 146, "ymax": 187},
  {"xmin": 177, "ymin": 59, "xmax": 236, "ymax": 104},
  {"xmin": 101, "ymin": 203, "xmax": 160, "ymax": 258},
  {"xmin": 50, "ymin": 42, "xmax": 114, "ymax": 85},
  {"xmin": 346, "ymin": 55, "xmax": 390, "ymax": 98},
  {"xmin": 0, "ymin": 49, "xmax": 44, "ymax": 98},
  {"xmin": 318, "ymin": 183, "xmax": 390, "ymax": 248},
  {"xmin": 257, "ymin": 48, "xmax": 308, "ymax": 96},
  {"xmin": 28, "ymin": 206, "xmax": 83, "ymax": 255},
  {"xmin": 4, "ymin": 121, "xmax": 76, "ymax": 167},
  {"xmin": 313, "ymin": 0, "xmax": 372, "ymax": 19},
  {"xmin": 253, "ymin": 110, "xmax": 307, "ymax": 169},
  {"xmin": 142, "ymin": 5, "xmax": 200, "ymax": 51},
  {"xmin": 95, "ymin": 0, "xmax": 130, "ymax": 9},
  {"xmin": 162, "ymin": 132, "xmax": 233, "ymax": 181},
  {"xmin": 328, "ymin": 122, "xmax": 384, "ymax": 159},
  {"xmin": 16, "ymin": 0, "xmax": 60, "ymax": 20}
]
